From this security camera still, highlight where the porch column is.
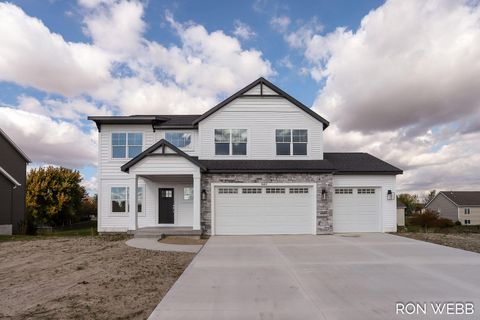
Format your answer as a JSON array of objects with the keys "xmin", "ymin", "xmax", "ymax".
[
  {"xmin": 133, "ymin": 175, "xmax": 139, "ymax": 230},
  {"xmin": 193, "ymin": 173, "xmax": 201, "ymax": 230}
]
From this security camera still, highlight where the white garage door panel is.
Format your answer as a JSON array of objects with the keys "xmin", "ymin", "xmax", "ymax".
[
  {"xmin": 214, "ymin": 186, "xmax": 314, "ymax": 235},
  {"xmin": 333, "ymin": 188, "xmax": 381, "ymax": 232}
]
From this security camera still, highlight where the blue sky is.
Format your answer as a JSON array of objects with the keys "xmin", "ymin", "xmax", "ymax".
[{"xmin": 1, "ymin": 0, "xmax": 480, "ymax": 195}]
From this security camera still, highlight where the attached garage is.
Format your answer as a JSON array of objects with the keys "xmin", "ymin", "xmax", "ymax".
[
  {"xmin": 213, "ymin": 184, "xmax": 316, "ymax": 235},
  {"xmin": 333, "ymin": 187, "xmax": 382, "ymax": 232}
]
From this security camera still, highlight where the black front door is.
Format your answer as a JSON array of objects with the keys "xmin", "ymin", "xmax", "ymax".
[{"xmin": 159, "ymin": 188, "xmax": 174, "ymax": 224}]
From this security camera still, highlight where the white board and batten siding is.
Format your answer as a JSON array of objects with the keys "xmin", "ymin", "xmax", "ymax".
[
  {"xmin": 198, "ymin": 96, "xmax": 324, "ymax": 160},
  {"xmin": 333, "ymin": 175, "xmax": 397, "ymax": 232}
]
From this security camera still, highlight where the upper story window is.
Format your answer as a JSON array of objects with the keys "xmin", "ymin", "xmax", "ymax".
[
  {"xmin": 215, "ymin": 129, "xmax": 247, "ymax": 155},
  {"xmin": 465, "ymin": 208, "xmax": 471, "ymax": 215},
  {"xmin": 112, "ymin": 133, "xmax": 143, "ymax": 158},
  {"xmin": 276, "ymin": 129, "xmax": 307, "ymax": 155},
  {"xmin": 165, "ymin": 132, "xmax": 192, "ymax": 150}
]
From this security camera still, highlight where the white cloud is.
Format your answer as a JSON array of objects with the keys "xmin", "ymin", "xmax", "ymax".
[
  {"xmin": 270, "ymin": 15, "xmax": 291, "ymax": 33},
  {"xmin": 0, "ymin": 2, "xmax": 111, "ymax": 97},
  {"xmin": 81, "ymin": 175, "xmax": 97, "ymax": 194},
  {"xmin": 0, "ymin": 107, "xmax": 97, "ymax": 167},
  {"xmin": 293, "ymin": 0, "xmax": 480, "ymax": 193},
  {"xmin": 0, "ymin": 1, "xmax": 275, "ymax": 171},
  {"xmin": 233, "ymin": 20, "xmax": 256, "ymax": 40},
  {"xmin": 81, "ymin": 0, "xmax": 146, "ymax": 55}
]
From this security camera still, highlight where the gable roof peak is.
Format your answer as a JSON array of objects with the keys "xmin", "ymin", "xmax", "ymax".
[{"xmin": 192, "ymin": 77, "xmax": 329, "ymax": 129}]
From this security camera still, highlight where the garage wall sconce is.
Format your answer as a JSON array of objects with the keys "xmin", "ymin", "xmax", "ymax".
[
  {"xmin": 387, "ymin": 190, "xmax": 395, "ymax": 200},
  {"xmin": 201, "ymin": 189, "xmax": 207, "ymax": 201},
  {"xmin": 321, "ymin": 188, "xmax": 327, "ymax": 200}
]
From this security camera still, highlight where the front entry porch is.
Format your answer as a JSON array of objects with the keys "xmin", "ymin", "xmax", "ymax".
[{"xmin": 132, "ymin": 174, "xmax": 201, "ymax": 231}]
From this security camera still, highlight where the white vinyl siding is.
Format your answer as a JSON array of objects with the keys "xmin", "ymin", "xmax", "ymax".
[
  {"xmin": 333, "ymin": 175, "xmax": 397, "ymax": 232},
  {"xmin": 198, "ymin": 97, "xmax": 323, "ymax": 160}
]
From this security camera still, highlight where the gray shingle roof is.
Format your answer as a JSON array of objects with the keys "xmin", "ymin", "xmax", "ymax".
[
  {"xmin": 197, "ymin": 159, "xmax": 335, "ymax": 173},
  {"xmin": 196, "ymin": 153, "xmax": 402, "ymax": 174},
  {"xmin": 440, "ymin": 191, "xmax": 480, "ymax": 206},
  {"xmin": 324, "ymin": 153, "xmax": 402, "ymax": 174}
]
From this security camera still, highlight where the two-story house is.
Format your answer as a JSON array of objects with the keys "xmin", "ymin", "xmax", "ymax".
[{"xmin": 88, "ymin": 78, "xmax": 402, "ymax": 236}]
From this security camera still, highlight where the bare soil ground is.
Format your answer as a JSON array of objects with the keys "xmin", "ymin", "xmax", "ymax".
[
  {"xmin": 396, "ymin": 232, "xmax": 480, "ymax": 254},
  {"xmin": 0, "ymin": 236, "xmax": 195, "ymax": 320}
]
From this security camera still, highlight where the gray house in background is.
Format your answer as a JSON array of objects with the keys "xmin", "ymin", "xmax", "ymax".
[
  {"xmin": 0, "ymin": 128, "xmax": 30, "ymax": 235},
  {"xmin": 426, "ymin": 191, "xmax": 480, "ymax": 225}
]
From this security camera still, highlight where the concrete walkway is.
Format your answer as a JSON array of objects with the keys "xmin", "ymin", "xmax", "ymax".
[
  {"xmin": 149, "ymin": 233, "xmax": 480, "ymax": 320},
  {"xmin": 125, "ymin": 238, "xmax": 202, "ymax": 253}
]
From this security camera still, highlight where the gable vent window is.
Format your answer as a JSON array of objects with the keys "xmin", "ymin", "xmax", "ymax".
[
  {"xmin": 358, "ymin": 188, "xmax": 375, "ymax": 194},
  {"xmin": 276, "ymin": 129, "xmax": 307, "ymax": 155},
  {"xmin": 335, "ymin": 188, "xmax": 353, "ymax": 194},
  {"xmin": 112, "ymin": 133, "xmax": 143, "ymax": 158},
  {"xmin": 289, "ymin": 188, "xmax": 309, "ymax": 194},
  {"xmin": 215, "ymin": 129, "xmax": 247, "ymax": 156},
  {"xmin": 218, "ymin": 188, "xmax": 238, "ymax": 194},
  {"xmin": 266, "ymin": 187, "xmax": 286, "ymax": 194},
  {"xmin": 242, "ymin": 188, "xmax": 262, "ymax": 194}
]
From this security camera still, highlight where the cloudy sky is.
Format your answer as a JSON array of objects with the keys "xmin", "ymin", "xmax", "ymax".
[{"xmin": 1, "ymin": 0, "xmax": 479, "ymax": 195}]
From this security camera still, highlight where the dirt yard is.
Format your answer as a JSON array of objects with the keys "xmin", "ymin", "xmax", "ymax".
[
  {"xmin": 0, "ymin": 236, "xmax": 195, "ymax": 320},
  {"xmin": 397, "ymin": 232, "xmax": 480, "ymax": 254}
]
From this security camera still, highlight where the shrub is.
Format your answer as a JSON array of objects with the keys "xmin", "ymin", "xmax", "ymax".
[{"xmin": 408, "ymin": 209, "xmax": 454, "ymax": 230}]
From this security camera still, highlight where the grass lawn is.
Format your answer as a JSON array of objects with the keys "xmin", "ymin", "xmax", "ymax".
[
  {"xmin": 0, "ymin": 234, "xmax": 196, "ymax": 319},
  {"xmin": 0, "ymin": 226, "xmax": 97, "ymax": 242}
]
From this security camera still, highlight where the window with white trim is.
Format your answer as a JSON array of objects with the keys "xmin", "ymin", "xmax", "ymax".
[
  {"xmin": 112, "ymin": 133, "xmax": 143, "ymax": 158},
  {"xmin": 165, "ymin": 132, "xmax": 192, "ymax": 149},
  {"xmin": 358, "ymin": 188, "xmax": 375, "ymax": 194},
  {"xmin": 242, "ymin": 188, "xmax": 262, "ymax": 194},
  {"xmin": 275, "ymin": 129, "xmax": 307, "ymax": 155},
  {"xmin": 335, "ymin": 188, "xmax": 353, "ymax": 194},
  {"xmin": 111, "ymin": 187, "xmax": 128, "ymax": 213},
  {"xmin": 183, "ymin": 187, "xmax": 193, "ymax": 200},
  {"xmin": 465, "ymin": 219, "xmax": 471, "ymax": 225},
  {"xmin": 265, "ymin": 187, "xmax": 285, "ymax": 194},
  {"xmin": 214, "ymin": 129, "xmax": 247, "ymax": 155},
  {"xmin": 464, "ymin": 208, "xmax": 471, "ymax": 215},
  {"xmin": 218, "ymin": 188, "xmax": 238, "ymax": 194},
  {"xmin": 289, "ymin": 187, "xmax": 309, "ymax": 194}
]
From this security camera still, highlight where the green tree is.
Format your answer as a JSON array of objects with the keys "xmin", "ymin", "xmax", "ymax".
[
  {"xmin": 398, "ymin": 193, "xmax": 419, "ymax": 215},
  {"xmin": 26, "ymin": 166, "xmax": 86, "ymax": 226}
]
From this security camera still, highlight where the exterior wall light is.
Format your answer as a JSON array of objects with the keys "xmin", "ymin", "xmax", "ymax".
[
  {"xmin": 387, "ymin": 189, "xmax": 395, "ymax": 200},
  {"xmin": 201, "ymin": 189, "xmax": 207, "ymax": 201},
  {"xmin": 321, "ymin": 188, "xmax": 327, "ymax": 200}
]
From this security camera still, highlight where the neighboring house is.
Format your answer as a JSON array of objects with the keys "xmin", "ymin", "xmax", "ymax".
[
  {"xmin": 88, "ymin": 78, "xmax": 402, "ymax": 235},
  {"xmin": 426, "ymin": 191, "xmax": 480, "ymax": 225},
  {"xmin": 397, "ymin": 198, "xmax": 406, "ymax": 226},
  {"xmin": 0, "ymin": 128, "xmax": 30, "ymax": 235}
]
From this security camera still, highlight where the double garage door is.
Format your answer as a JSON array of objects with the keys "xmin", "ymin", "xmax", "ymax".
[
  {"xmin": 214, "ymin": 185, "xmax": 314, "ymax": 235},
  {"xmin": 213, "ymin": 185, "xmax": 382, "ymax": 235}
]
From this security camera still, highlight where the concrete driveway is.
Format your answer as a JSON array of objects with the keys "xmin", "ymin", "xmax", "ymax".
[{"xmin": 149, "ymin": 234, "xmax": 480, "ymax": 320}]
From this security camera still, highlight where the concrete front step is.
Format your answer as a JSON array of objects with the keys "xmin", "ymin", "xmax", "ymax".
[{"xmin": 134, "ymin": 227, "xmax": 202, "ymax": 238}]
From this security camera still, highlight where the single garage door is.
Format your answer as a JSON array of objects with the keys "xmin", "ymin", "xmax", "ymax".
[
  {"xmin": 214, "ymin": 185, "xmax": 314, "ymax": 235},
  {"xmin": 333, "ymin": 187, "xmax": 381, "ymax": 232}
]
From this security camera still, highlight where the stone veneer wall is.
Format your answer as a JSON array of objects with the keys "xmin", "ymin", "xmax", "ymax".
[{"xmin": 200, "ymin": 173, "xmax": 333, "ymax": 235}]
